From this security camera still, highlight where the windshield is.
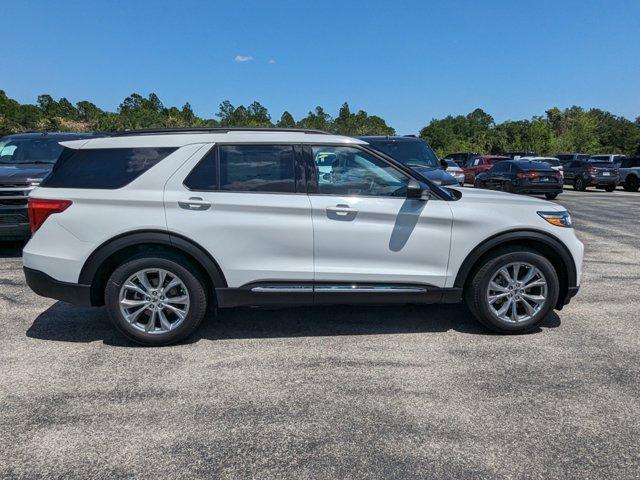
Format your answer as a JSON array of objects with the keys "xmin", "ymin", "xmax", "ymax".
[
  {"xmin": 0, "ymin": 137, "xmax": 66, "ymax": 164},
  {"xmin": 368, "ymin": 140, "xmax": 439, "ymax": 168},
  {"xmin": 516, "ymin": 161, "xmax": 554, "ymax": 171}
]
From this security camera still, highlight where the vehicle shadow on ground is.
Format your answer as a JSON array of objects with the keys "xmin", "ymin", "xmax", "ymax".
[
  {"xmin": 26, "ymin": 302, "xmax": 562, "ymax": 347},
  {"xmin": 0, "ymin": 241, "xmax": 25, "ymax": 259}
]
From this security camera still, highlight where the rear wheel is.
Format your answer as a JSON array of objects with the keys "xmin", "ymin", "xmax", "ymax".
[
  {"xmin": 502, "ymin": 181, "xmax": 514, "ymax": 193},
  {"xmin": 573, "ymin": 176, "xmax": 586, "ymax": 191},
  {"xmin": 545, "ymin": 193, "xmax": 559, "ymax": 199},
  {"xmin": 623, "ymin": 175, "xmax": 639, "ymax": 192},
  {"xmin": 105, "ymin": 256, "xmax": 208, "ymax": 346},
  {"xmin": 464, "ymin": 249, "xmax": 559, "ymax": 333}
]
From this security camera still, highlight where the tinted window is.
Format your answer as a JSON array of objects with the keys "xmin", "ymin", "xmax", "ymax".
[
  {"xmin": 492, "ymin": 162, "xmax": 508, "ymax": 172},
  {"xmin": 0, "ymin": 136, "xmax": 83, "ymax": 165},
  {"xmin": 312, "ymin": 146, "xmax": 409, "ymax": 197},
  {"xmin": 219, "ymin": 145, "xmax": 294, "ymax": 193},
  {"xmin": 41, "ymin": 147, "xmax": 176, "ymax": 189},
  {"xmin": 367, "ymin": 140, "xmax": 439, "ymax": 168},
  {"xmin": 516, "ymin": 161, "xmax": 553, "ymax": 171},
  {"xmin": 184, "ymin": 148, "xmax": 217, "ymax": 191}
]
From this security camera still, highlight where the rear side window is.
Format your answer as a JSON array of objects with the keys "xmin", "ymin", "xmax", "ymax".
[
  {"xmin": 219, "ymin": 145, "xmax": 295, "ymax": 193},
  {"xmin": 41, "ymin": 147, "xmax": 176, "ymax": 189}
]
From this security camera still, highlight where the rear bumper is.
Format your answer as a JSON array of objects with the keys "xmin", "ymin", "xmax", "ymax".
[
  {"xmin": 0, "ymin": 222, "xmax": 30, "ymax": 239},
  {"xmin": 588, "ymin": 176, "xmax": 619, "ymax": 186},
  {"xmin": 24, "ymin": 267, "xmax": 92, "ymax": 306},
  {"xmin": 514, "ymin": 185, "xmax": 563, "ymax": 194}
]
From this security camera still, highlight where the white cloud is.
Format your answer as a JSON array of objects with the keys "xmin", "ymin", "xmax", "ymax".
[
  {"xmin": 234, "ymin": 55, "xmax": 254, "ymax": 63},
  {"xmin": 268, "ymin": 59, "xmax": 276, "ymax": 64}
]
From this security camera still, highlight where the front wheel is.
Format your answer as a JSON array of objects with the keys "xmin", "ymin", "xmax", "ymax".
[
  {"xmin": 105, "ymin": 255, "xmax": 208, "ymax": 346},
  {"xmin": 545, "ymin": 193, "xmax": 559, "ymax": 199},
  {"xmin": 464, "ymin": 249, "xmax": 559, "ymax": 333},
  {"xmin": 623, "ymin": 175, "xmax": 639, "ymax": 192}
]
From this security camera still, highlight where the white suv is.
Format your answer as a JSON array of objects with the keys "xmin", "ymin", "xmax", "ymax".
[{"xmin": 23, "ymin": 128, "xmax": 583, "ymax": 345}]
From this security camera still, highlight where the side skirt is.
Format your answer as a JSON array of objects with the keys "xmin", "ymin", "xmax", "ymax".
[{"xmin": 216, "ymin": 281, "xmax": 463, "ymax": 308}]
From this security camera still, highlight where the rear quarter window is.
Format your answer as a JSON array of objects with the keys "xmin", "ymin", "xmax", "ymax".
[{"xmin": 40, "ymin": 147, "xmax": 177, "ymax": 189}]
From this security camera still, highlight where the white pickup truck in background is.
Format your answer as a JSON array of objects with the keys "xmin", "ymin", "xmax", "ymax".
[{"xmin": 617, "ymin": 157, "xmax": 640, "ymax": 192}]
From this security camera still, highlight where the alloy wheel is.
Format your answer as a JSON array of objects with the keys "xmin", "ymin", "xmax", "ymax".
[
  {"xmin": 118, "ymin": 268, "xmax": 190, "ymax": 334},
  {"xmin": 486, "ymin": 262, "xmax": 548, "ymax": 323}
]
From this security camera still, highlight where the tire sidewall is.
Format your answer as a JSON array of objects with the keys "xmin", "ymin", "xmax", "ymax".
[
  {"xmin": 105, "ymin": 256, "xmax": 208, "ymax": 346},
  {"xmin": 470, "ymin": 250, "xmax": 560, "ymax": 333}
]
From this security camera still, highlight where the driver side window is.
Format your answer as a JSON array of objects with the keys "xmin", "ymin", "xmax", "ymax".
[{"xmin": 311, "ymin": 146, "xmax": 409, "ymax": 197}]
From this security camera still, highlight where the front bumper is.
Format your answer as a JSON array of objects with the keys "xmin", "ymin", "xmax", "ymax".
[
  {"xmin": 24, "ymin": 267, "xmax": 92, "ymax": 306},
  {"xmin": 0, "ymin": 208, "xmax": 30, "ymax": 239}
]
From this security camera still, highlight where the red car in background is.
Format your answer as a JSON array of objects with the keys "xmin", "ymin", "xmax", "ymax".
[{"xmin": 463, "ymin": 155, "xmax": 510, "ymax": 184}]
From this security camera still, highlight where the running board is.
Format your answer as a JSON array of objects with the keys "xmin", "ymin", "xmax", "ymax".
[{"xmin": 216, "ymin": 282, "xmax": 462, "ymax": 308}]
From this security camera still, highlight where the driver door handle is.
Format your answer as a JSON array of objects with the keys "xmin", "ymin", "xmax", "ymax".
[
  {"xmin": 326, "ymin": 204, "xmax": 358, "ymax": 215},
  {"xmin": 178, "ymin": 197, "xmax": 212, "ymax": 211}
]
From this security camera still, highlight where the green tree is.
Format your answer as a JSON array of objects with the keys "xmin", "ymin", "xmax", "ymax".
[{"xmin": 277, "ymin": 111, "xmax": 296, "ymax": 128}]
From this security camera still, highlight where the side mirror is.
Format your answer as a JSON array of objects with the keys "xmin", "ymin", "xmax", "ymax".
[
  {"xmin": 406, "ymin": 179, "xmax": 430, "ymax": 200},
  {"xmin": 440, "ymin": 159, "xmax": 448, "ymax": 170}
]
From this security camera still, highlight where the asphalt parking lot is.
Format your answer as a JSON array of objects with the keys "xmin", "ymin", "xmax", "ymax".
[{"xmin": 1, "ymin": 189, "xmax": 639, "ymax": 479}]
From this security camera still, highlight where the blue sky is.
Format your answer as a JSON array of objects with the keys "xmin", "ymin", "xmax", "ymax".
[{"xmin": 2, "ymin": 0, "xmax": 639, "ymax": 133}]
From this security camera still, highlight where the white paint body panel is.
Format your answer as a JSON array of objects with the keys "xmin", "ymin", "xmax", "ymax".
[
  {"xmin": 23, "ymin": 132, "xmax": 583, "ymax": 295},
  {"xmin": 309, "ymin": 195, "xmax": 453, "ymax": 287}
]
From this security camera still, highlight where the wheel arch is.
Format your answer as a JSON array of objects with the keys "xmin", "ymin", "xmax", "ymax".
[
  {"xmin": 79, "ymin": 230, "xmax": 227, "ymax": 306},
  {"xmin": 454, "ymin": 229, "xmax": 577, "ymax": 309}
]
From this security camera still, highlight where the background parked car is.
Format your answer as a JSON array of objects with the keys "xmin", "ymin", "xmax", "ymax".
[
  {"xmin": 0, "ymin": 131, "xmax": 106, "ymax": 239},
  {"xmin": 358, "ymin": 136, "xmax": 459, "ymax": 186},
  {"xmin": 563, "ymin": 159, "xmax": 619, "ymax": 191},
  {"xmin": 589, "ymin": 154, "xmax": 626, "ymax": 163},
  {"xmin": 556, "ymin": 153, "xmax": 590, "ymax": 165},
  {"xmin": 474, "ymin": 159, "xmax": 563, "ymax": 199},
  {"xmin": 505, "ymin": 151, "xmax": 539, "ymax": 159},
  {"xmin": 462, "ymin": 155, "xmax": 510, "ymax": 184},
  {"xmin": 443, "ymin": 159, "xmax": 465, "ymax": 185},
  {"xmin": 618, "ymin": 157, "xmax": 640, "ymax": 192},
  {"xmin": 442, "ymin": 152, "xmax": 479, "ymax": 168},
  {"xmin": 519, "ymin": 156, "xmax": 563, "ymax": 178}
]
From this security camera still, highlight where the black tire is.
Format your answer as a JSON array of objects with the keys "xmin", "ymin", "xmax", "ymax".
[
  {"xmin": 623, "ymin": 175, "xmax": 638, "ymax": 192},
  {"xmin": 545, "ymin": 193, "xmax": 559, "ymax": 199},
  {"xmin": 105, "ymin": 255, "xmax": 208, "ymax": 346},
  {"xmin": 474, "ymin": 179, "xmax": 483, "ymax": 188},
  {"xmin": 604, "ymin": 185, "xmax": 616, "ymax": 192},
  {"xmin": 502, "ymin": 181, "xmax": 514, "ymax": 193},
  {"xmin": 573, "ymin": 176, "xmax": 586, "ymax": 191},
  {"xmin": 464, "ymin": 248, "xmax": 559, "ymax": 334}
]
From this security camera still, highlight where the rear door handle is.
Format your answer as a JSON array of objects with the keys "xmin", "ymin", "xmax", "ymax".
[
  {"xmin": 326, "ymin": 204, "xmax": 358, "ymax": 215},
  {"xmin": 178, "ymin": 197, "xmax": 211, "ymax": 211}
]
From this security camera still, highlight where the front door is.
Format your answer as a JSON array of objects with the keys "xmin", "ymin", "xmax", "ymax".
[{"xmin": 306, "ymin": 145, "xmax": 453, "ymax": 289}]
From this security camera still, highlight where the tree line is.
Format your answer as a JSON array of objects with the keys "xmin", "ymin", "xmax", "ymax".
[{"xmin": 1, "ymin": 90, "xmax": 638, "ymax": 156}]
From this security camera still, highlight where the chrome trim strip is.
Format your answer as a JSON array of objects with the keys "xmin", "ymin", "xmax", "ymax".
[
  {"xmin": 251, "ymin": 286, "xmax": 313, "ymax": 293},
  {"xmin": 314, "ymin": 285, "xmax": 427, "ymax": 293}
]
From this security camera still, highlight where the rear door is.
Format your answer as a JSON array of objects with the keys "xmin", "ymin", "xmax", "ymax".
[
  {"xmin": 164, "ymin": 143, "xmax": 313, "ymax": 288},
  {"xmin": 306, "ymin": 145, "xmax": 453, "ymax": 288}
]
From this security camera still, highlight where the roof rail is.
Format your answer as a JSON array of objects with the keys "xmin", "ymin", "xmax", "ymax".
[{"xmin": 112, "ymin": 127, "xmax": 331, "ymax": 136}]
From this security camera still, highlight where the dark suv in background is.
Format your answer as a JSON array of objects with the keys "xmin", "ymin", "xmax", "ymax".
[
  {"xmin": 358, "ymin": 136, "xmax": 459, "ymax": 186},
  {"xmin": 474, "ymin": 160, "xmax": 563, "ymax": 199},
  {"xmin": 563, "ymin": 159, "xmax": 619, "ymax": 191},
  {"xmin": 0, "ymin": 132, "xmax": 105, "ymax": 239}
]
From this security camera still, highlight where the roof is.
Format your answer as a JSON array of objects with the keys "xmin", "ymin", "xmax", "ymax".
[
  {"xmin": 357, "ymin": 135, "xmax": 422, "ymax": 143},
  {"xmin": 61, "ymin": 129, "xmax": 367, "ymax": 150},
  {"xmin": 1, "ymin": 131, "xmax": 106, "ymax": 140}
]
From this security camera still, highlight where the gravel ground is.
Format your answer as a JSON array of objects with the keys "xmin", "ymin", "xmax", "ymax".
[{"xmin": 1, "ymin": 189, "xmax": 639, "ymax": 479}]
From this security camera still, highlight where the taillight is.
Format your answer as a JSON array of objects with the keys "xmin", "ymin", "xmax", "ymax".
[
  {"xmin": 28, "ymin": 198, "xmax": 72, "ymax": 233},
  {"xmin": 517, "ymin": 172, "xmax": 539, "ymax": 180}
]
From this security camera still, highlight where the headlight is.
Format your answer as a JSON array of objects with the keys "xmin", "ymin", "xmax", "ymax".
[{"xmin": 538, "ymin": 211, "xmax": 572, "ymax": 228}]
